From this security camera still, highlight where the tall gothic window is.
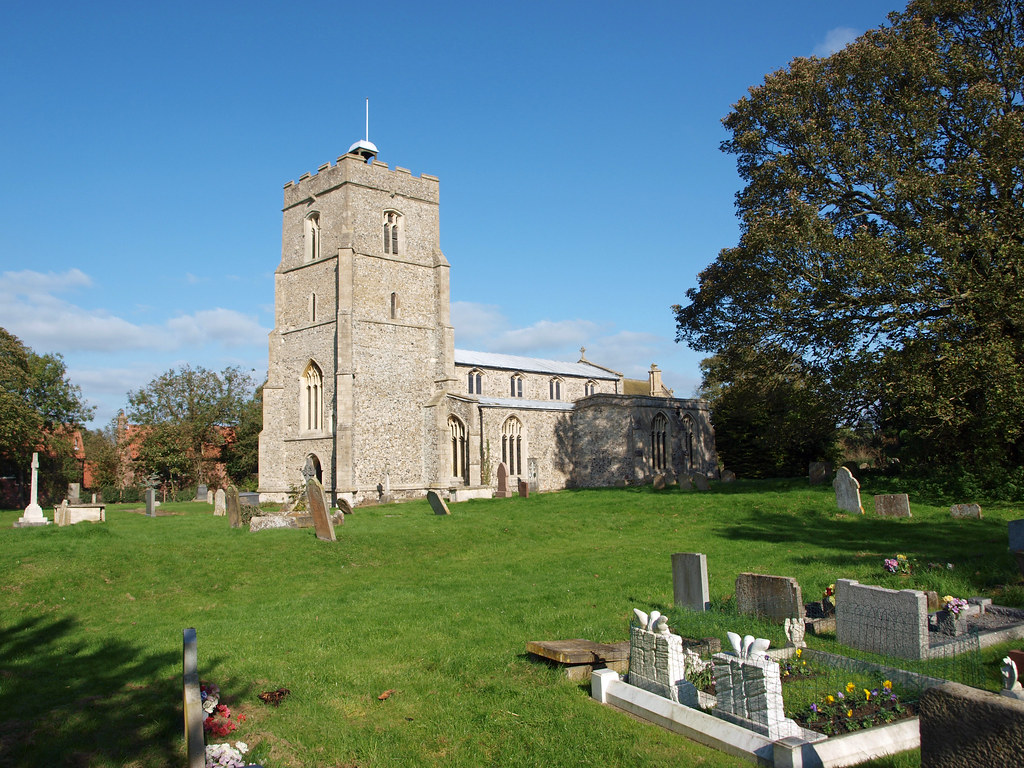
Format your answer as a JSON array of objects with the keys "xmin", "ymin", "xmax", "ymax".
[
  {"xmin": 303, "ymin": 362, "xmax": 323, "ymax": 432},
  {"xmin": 502, "ymin": 416, "xmax": 523, "ymax": 475},
  {"xmin": 468, "ymin": 369, "xmax": 483, "ymax": 395},
  {"xmin": 584, "ymin": 380, "xmax": 597, "ymax": 397},
  {"xmin": 549, "ymin": 377, "xmax": 562, "ymax": 400},
  {"xmin": 383, "ymin": 211, "xmax": 400, "ymax": 255},
  {"xmin": 304, "ymin": 212, "xmax": 320, "ymax": 262},
  {"xmin": 651, "ymin": 413, "xmax": 668, "ymax": 472},
  {"xmin": 683, "ymin": 414, "xmax": 696, "ymax": 470},
  {"xmin": 448, "ymin": 415, "xmax": 468, "ymax": 483},
  {"xmin": 510, "ymin": 374, "xmax": 524, "ymax": 398}
]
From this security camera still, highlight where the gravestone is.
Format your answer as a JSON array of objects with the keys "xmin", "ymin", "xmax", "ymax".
[
  {"xmin": 808, "ymin": 461, "xmax": 832, "ymax": 486},
  {"xmin": 1009, "ymin": 519, "xmax": 1024, "ymax": 553},
  {"xmin": 712, "ymin": 635, "xmax": 803, "ymax": 740},
  {"xmin": 225, "ymin": 486, "xmax": 241, "ymax": 528},
  {"xmin": 527, "ymin": 458, "xmax": 539, "ymax": 493},
  {"xmin": 652, "ymin": 473, "xmax": 666, "ymax": 490},
  {"xmin": 306, "ymin": 478, "xmax": 336, "ymax": 541},
  {"xmin": 206, "ymin": 489, "xmax": 213, "ymax": 504},
  {"xmin": 628, "ymin": 610, "xmax": 702, "ymax": 705},
  {"xmin": 55, "ymin": 499, "xmax": 70, "ymax": 526},
  {"xmin": 427, "ymin": 490, "xmax": 450, "ymax": 515},
  {"xmin": 920, "ymin": 682, "xmax": 1024, "ymax": 768},
  {"xmin": 833, "ymin": 467, "xmax": 863, "ymax": 514},
  {"xmin": 951, "ymin": 503, "xmax": 982, "ymax": 519},
  {"xmin": 836, "ymin": 578, "xmax": 929, "ymax": 660},
  {"xmin": 214, "ymin": 488, "xmax": 226, "ymax": 516},
  {"xmin": 875, "ymin": 493, "xmax": 912, "ymax": 517},
  {"xmin": 495, "ymin": 462, "xmax": 510, "ymax": 498},
  {"xmin": 68, "ymin": 482, "xmax": 81, "ymax": 504},
  {"xmin": 145, "ymin": 488, "xmax": 156, "ymax": 518},
  {"xmin": 239, "ymin": 491, "xmax": 260, "ymax": 507},
  {"xmin": 14, "ymin": 452, "xmax": 51, "ymax": 527},
  {"xmin": 735, "ymin": 573, "xmax": 804, "ymax": 624},
  {"xmin": 672, "ymin": 552, "xmax": 710, "ymax": 611},
  {"xmin": 692, "ymin": 474, "xmax": 710, "ymax": 491},
  {"xmin": 183, "ymin": 628, "xmax": 204, "ymax": 768},
  {"xmin": 721, "ymin": 469, "xmax": 736, "ymax": 483},
  {"xmin": 195, "ymin": 484, "xmax": 208, "ymax": 502},
  {"xmin": 518, "ymin": 479, "xmax": 529, "ymax": 498}
]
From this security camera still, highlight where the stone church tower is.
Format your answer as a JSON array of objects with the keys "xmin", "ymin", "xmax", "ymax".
[{"xmin": 259, "ymin": 142, "xmax": 457, "ymax": 504}]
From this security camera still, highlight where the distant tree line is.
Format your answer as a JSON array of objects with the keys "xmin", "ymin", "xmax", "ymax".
[{"xmin": 675, "ymin": 0, "xmax": 1024, "ymax": 497}]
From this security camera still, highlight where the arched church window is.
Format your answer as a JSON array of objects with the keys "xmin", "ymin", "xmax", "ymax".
[
  {"xmin": 584, "ymin": 380, "xmax": 597, "ymax": 397},
  {"xmin": 468, "ymin": 369, "xmax": 483, "ymax": 395},
  {"xmin": 651, "ymin": 413, "xmax": 668, "ymax": 472},
  {"xmin": 683, "ymin": 414, "xmax": 696, "ymax": 470},
  {"xmin": 502, "ymin": 416, "xmax": 523, "ymax": 475},
  {"xmin": 302, "ymin": 361, "xmax": 323, "ymax": 432},
  {"xmin": 304, "ymin": 212, "xmax": 320, "ymax": 262},
  {"xmin": 383, "ymin": 211, "xmax": 400, "ymax": 255},
  {"xmin": 448, "ymin": 415, "xmax": 468, "ymax": 483},
  {"xmin": 510, "ymin": 374, "xmax": 524, "ymax": 398},
  {"xmin": 390, "ymin": 291, "xmax": 399, "ymax": 320},
  {"xmin": 549, "ymin": 377, "xmax": 563, "ymax": 400}
]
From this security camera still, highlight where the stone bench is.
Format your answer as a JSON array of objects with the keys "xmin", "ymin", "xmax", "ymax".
[
  {"xmin": 526, "ymin": 639, "xmax": 629, "ymax": 680},
  {"xmin": 183, "ymin": 628, "xmax": 261, "ymax": 767}
]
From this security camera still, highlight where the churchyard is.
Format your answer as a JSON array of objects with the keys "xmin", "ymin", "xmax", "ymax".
[{"xmin": 3, "ymin": 478, "xmax": 1024, "ymax": 767}]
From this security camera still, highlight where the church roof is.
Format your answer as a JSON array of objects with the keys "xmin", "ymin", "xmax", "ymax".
[
  {"xmin": 454, "ymin": 349, "xmax": 620, "ymax": 380},
  {"xmin": 476, "ymin": 397, "xmax": 576, "ymax": 411}
]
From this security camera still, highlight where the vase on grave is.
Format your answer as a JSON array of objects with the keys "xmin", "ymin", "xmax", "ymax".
[{"xmin": 935, "ymin": 609, "xmax": 968, "ymax": 636}]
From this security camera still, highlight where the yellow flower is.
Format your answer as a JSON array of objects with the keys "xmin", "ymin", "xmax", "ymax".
[
  {"xmin": 795, "ymin": 648, "xmax": 802, "ymax": 657},
  {"xmin": 883, "ymin": 680, "xmax": 892, "ymax": 691},
  {"xmin": 846, "ymin": 682, "xmax": 856, "ymax": 693},
  {"xmin": 897, "ymin": 554, "xmax": 907, "ymax": 561},
  {"xmin": 864, "ymin": 689, "xmax": 871, "ymax": 700},
  {"xmin": 827, "ymin": 695, "xmax": 835, "ymax": 703},
  {"xmin": 846, "ymin": 709, "xmax": 853, "ymax": 718},
  {"xmin": 942, "ymin": 595, "xmax": 954, "ymax": 605}
]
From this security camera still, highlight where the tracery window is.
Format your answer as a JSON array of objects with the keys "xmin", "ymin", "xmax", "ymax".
[
  {"xmin": 303, "ymin": 361, "xmax": 323, "ymax": 432},
  {"xmin": 651, "ymin": 413, "xmax": 668, "ymax": 473},
  {"xmin": 683, "ymin": 414, "xmax": 696, "ymax": 470},
  {"xmin": 448, "ymin": 415, "xmax": 468, "ymax": 483},
  {"xmin": 510, "ymin": 374, "xmax": 524, "ymax": 398},
  {"xmin": 383, "ymin": 211, "xmax": 400, "ymax": 255},
  {"xmin": 549, "ymin": 377, "xmax": 562, "ymax": 400},
  {"xmin": 304, "ymin": 212, "xmax": 320, "ymax": 262},
  {"xmin": 584, "ymin": 380, "xmax": 597, "ymax": 397},
  {"xmin": 468, "ymin": 369, "xmax": 483, "ymax": 395},
  {"xmin": 502, "ymin": 416, "xmax": 524, "ymax": 475}
]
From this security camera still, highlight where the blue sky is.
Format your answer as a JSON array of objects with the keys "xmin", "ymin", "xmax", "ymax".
[{"xmin": 0, "ymin": 0, "xmax": 901, "ymax": 427}]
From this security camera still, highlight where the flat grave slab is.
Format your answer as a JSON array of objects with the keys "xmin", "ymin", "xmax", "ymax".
[{"xmin": 526, "ymin": 639, "xmax": 629, "ymax": 680}]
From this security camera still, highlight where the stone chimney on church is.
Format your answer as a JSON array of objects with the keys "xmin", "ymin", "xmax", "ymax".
[{"xmin": 648, "ymin": 364, "xmax": 672, "ymax": 397}]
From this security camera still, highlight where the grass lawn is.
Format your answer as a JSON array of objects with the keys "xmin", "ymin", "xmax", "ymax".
[{"xmin": 2, "ymin": 479, "xmax": 1021, "ymax": 767}]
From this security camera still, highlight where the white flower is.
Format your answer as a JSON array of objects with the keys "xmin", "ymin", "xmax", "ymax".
[{"xmin": 235, "ymin": 742, "xmax": 249, "ymax": 754}]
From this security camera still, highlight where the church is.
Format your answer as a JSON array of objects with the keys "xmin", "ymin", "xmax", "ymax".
[{"xmin": 258, "ymin": 139, "xmax": 716, "ymax": 507}]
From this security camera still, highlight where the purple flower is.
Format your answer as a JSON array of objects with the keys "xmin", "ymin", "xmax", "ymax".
[
  {"xmin": 838, "ymin": 692, "xmax": 845, "ymax": 699},
  {"xmin": 810, "ymin": 703, "xmax": 818, "ymax": 713}
]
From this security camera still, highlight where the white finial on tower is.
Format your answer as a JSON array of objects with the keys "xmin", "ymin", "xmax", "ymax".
[{"xmin": 348, "ymin": 98, "xmax": 378, "ymax": 161}]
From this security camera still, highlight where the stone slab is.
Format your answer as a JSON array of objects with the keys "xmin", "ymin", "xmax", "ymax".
[
  {"xmin": 736, "ymin": 572, "xmax": 804, "ymax": 623},
  {"xmin": 306, "ymin": 478, "xmax": 335, "ymax": 541},
  {"xmin": 875, "ymin": 493, "xmax": 912, "ymax": 517},
  {"xmin": 526, "ymin": 639, "xmax": 629, "ymax": 665},
  {"xmin": 250, "ymin": 515, "xmax": 299, "ymax": 532},
  {"xmin": 518, "ymin": 479, "xmax": 529, "ymax": 498},
  {"xmin": 427, "ymin": 490, "xmax": 450, "ymax": 515},
  {"xmin": 809, "ymin": 461, "xmax": 832, "ymax": 486},
  {"xmin": 692, "ymin": 474, "xmax": 710, "ymax": 491},
  {"xmin": 195, "ymin": 484, "xmax": 208, "ymax": 502},
  {"xmin": 672, "ymin": 552, "xmax": 710, "ymax": 611},
  {"xmin": 1010, "ymin": 519, "xmax": 1024, "ymax": 553},
  {"xmin": 920, "ymin": 681, "xmax": 1024, "ymax": 768},
  {"xmin": 950, "ymin": 503, "xmax": 981, "ymax": 519}
]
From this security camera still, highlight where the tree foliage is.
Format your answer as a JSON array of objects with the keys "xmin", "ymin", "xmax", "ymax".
[
  {"xmin": 675, "ymin": 0, "xmax": 1024, "ymax": 483},
  {"xmin": 126, "ymin": 365, "xmax": 255, "ymax": 487},
  {"xmin": 222, "ymin": 382, "xmax": 263, "ymax": 486}
]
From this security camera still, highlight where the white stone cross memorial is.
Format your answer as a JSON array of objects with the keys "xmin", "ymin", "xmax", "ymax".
[{"xmin": 14, "ymin": 452, "xmax": 52, "ymax": 527}]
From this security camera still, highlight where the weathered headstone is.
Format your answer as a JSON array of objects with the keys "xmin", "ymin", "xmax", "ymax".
[
  {"xmin": 145, "ymin": 488, "xmax": 156, "ymax": 518},
  {"xmin": 68, "ymin": 482, "xmax": 81, "ymax": 504},
  {"xmin": 206, "ymin": 489, "xmax": 213, "ymax": 505},
  {"xmin": 628, "ymin": 610, "xmax": 701, "ymax": 705},
  {"xmin": 214, "ymin": 488, "xmax": 226, "ymax": 516},
  {"xmin": 518, "ymin": 479, "xmax": 529, "ymax": 498},
  {"xmin": 672, "ymin": 552, "xmax": 710, "ymax": 611},
  {"xmin": 427, "ymin": 489, "xmax": 450, "ymax": 515},
  {"xmin": 808, "ymin": 461, "xmax": 833, "ymax": 486},
  {"xmin": 225, "ymin": 486, "xmax": 240, "ymax": 528},
  {"xmin": 721, "ymin": 469, "xmax": 736, "ymax": 483},
  {"xmin": 692, "ymin": 474, "xmax": 710, "ymax": 491},
  {"xmin": 14, "ymin": 452, "xmax": 51, "ymax": 527},
  {"xmin": 305, "ymin": 478, "xmax": 336, "ymax": 541},
  {"xmin": 183, "ymin": 628, "xmax": 204, "ymax": 768},
  {"xmin": 836, "ymin": 579, "xmax": 929, "ymax": 660},
  {"xmin": 833, "ymin": 467, "xmax": 863, "ymax": 514},
  {"xmin": 55, "ymin": 499, "xmax": 70, "ymax": 526},
  {"xmin": 195, "ymin": 484, "xmax": 208, "ymax": 502},
  {"xmin": 239, "ymin": 491, "xmax": 260, "ymax": 507},
  {"xmin": 875, "ymin": 493, "xmax": 912, "ymax": 517},
  {"xmin": 527, "ymin": 458, "xmax": 539, "ymax": 494},
  {"xmin": 712, "ymin": 636, "xmax": 803, "ymax": 740},
  {"xmin": 652, "ymin": 473, "xmax": 666, "ymax": 490},
  {"xmin": 735, "ymin": 573, "xmax": 804, "ymax": 624},
  {"xmin": 951, "ymin": 503, "xmax": 982, "ymax": 519},
  {"xmin": 495, "ymin": 462, "xmax": 510, "ymax": 498},
  {"xmin": 1010, "ymin": 519, "xmax": 1024, "ymax": 553}
]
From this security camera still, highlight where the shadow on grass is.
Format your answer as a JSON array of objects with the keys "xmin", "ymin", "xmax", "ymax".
[{"xmin": 0, "ymin": 615, "xmax": 180, "ymax": 768}]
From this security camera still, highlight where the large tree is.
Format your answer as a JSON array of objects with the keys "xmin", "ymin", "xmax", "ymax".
[
  {"xmin": 126, "ymin": 365, "xmax": 256, "ymax": 487},
  {"xmin": 675, "ymin": 0, "xmax": 1024, "ymax": 481}
]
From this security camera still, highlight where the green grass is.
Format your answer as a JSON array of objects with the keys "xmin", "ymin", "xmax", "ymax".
[{"xmin": 2, "ymin": 479, "xmax": 1021, "ymax": 767}]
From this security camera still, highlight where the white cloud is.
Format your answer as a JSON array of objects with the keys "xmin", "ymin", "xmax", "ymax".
[
  {"xmin": 813, "ymin": 27, "xmax": 860, "ymax": 57},
  {"xmin": 494, "ymin": 319, "xmax": 601, "ymax": 356},
  {"xmin": 166, "ymin": 308, "xmax": 267, "ymax": 348},
  {"xmin": 0, "ymin": 268, "xmax": 93, "ymax": 296}
]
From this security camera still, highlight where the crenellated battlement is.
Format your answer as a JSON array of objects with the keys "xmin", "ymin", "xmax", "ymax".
[{"xmin": 282, "ymin": 152, "xmax": 439, "ymax": 207}]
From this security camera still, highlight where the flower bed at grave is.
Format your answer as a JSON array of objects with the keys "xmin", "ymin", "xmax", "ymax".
[
  {"xmin": 201, "ymin": 681, "xmax": 251, "ymax": 767},
  {"xmin": 789, "ymin": 677, "xmax": 916, "ymax": 735}
]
